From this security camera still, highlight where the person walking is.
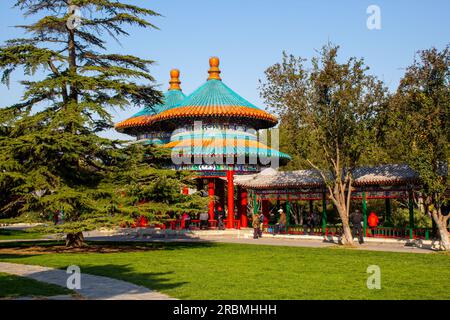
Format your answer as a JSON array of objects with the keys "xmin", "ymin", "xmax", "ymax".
[
  {"xmin": 278, "ymin": 208, "xmax": 287, "ymax": 234},
  {"xmin": 258, "ymin": 212, "xmax": 264, "ymax": 237},
  {"xmin": 252, "ymin": 214, "xmax": 260, "ymax": 239},
  {"xmin": 200, "ymin": 211, "xmax": 209, "ymax": 230},
  {"xmin": 350, "ymin": 209, "xmax": 364, "ymax": 244},
  {"xmin": 303, "ymin": 212, "xmax": 312, "ymax": 235},
  {"xmin": 217, "ymin": 208, "xmax": 225, "ymax": 230},
  {"xmin": 310, "ymin": 211, "xmax": 318, "ymax": 235},
  {"xmin": 368, "ymin": 211, "xmax": 379, "ymax": 236}
]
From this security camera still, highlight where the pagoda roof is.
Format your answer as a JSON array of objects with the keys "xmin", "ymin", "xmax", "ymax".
[
  {"xmin": 151, "ymin": 57, "xmax": 278, "ymax": 129},
  {"xmin": 115, "ymin": 69, "xmax": 186, "ymax": 132},
  {"xmin": 152, "ymin": 79, "xmax": 277, "ymax": 128},
  {"xmin": 234, "ymin": 164, "xmax": 425, "ymax": 189}
]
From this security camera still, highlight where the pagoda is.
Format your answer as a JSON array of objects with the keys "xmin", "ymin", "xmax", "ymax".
[{"xmin": 115, "ymin": 57, "xmax": 290, "ymax": 228}]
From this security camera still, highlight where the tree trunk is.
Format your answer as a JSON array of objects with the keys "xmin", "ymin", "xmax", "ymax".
[
  {"xmin": 335, "ymin": 203, "xmax": 354, "ymax": 245},
  {"xmin": 432, "ymin": 209, "xmax": 450, "ymax": 251},
  {"xmin": 65, "ymin": 232, "xmax": 85, "ymax": 247}
]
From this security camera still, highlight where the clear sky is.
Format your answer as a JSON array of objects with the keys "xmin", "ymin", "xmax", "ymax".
[{"xmin": 0, "ymin": 0, "xmax": 449, "ymax": 140}]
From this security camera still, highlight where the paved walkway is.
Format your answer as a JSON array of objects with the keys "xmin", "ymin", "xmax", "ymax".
[
  {"xmin": 0, "ymin": 262, "xmax": 176, "ymax": 300},
  {"xmin": 202, "ymin": 236, "xmax": 436, "ymax": 253},
  {"xmin": 85, "ymin": 233, "xmax": 437, "ymax": 254}
]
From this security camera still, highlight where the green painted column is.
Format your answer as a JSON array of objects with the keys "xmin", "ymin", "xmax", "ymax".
[
  {"xmin": 253, "ymin": 192, "xmax": 258, "ymax": 216},
  {"xmin": 362, "ymin": 191, "xmax": 368, "ymax": 237},
  {"xmin": 385, "ymin": 198, "xmax": 392, "ymax": 225},
  {"xmin": 286, "ymin": 197, "xmax": 290, "ymax": 233},
  {"xmin": 408, "ymin": 190, "xmax": 414, "ymax": 239},
  {"xmin": 322, "ymin": 192, "xmax": 327, "ymax": 235}
]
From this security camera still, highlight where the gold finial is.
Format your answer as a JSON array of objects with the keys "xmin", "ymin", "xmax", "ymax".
[
  {"xmin": 169, "ymin": 69, "xmax": 181, "ymax": 90},
  {"xmin": 207, "ymin": 57, "xmax": 221, "ymax": 80}
]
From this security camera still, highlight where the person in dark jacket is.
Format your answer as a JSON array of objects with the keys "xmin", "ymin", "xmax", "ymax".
[
  {"xmin": 258, "ymin": 212, "xmax": 264, "ymax": 237},
  {"xmin": 217, "ymin": 208, "xmax": 225, "ymax": 230},
  {"xmin": 303, "ymin": 213, "xmax": 312, "ymax": 235},
  {"xmin": 277, "ymin": 208, "xmax": 286, "ymax": 234},
  {"xmin": 252, "ymin": 214, "xmax": 260, "ymax": 239},
  {"xmin": 350, "ymin": 209, "xmax": 364, "ymax": 244},
  {"xmin": 200, "ymin": 211, "xmax": 209, "ymax": 230}
]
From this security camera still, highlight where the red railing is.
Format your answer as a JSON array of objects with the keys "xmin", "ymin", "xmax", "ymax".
[
  {"xmin": 167, "ymin": 219, "xmax": 240, "ymax": 230},
  {"xmin": 262, "ymin": 225, "xmax": 435, "ymax": 240}
]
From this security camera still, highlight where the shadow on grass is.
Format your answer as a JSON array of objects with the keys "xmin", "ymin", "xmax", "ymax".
[
  {"xmin": 0, "ymin": 239, "xmax": 219, "ymax": 256},
  {"xmin": 0, "ymin": 262, "xmax": 184, "ymax": 299},
  {"xmin": 79, "ymin": 264, "xmax": 186, "ymax": 294}
]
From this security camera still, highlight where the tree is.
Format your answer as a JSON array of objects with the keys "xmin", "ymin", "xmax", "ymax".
[
  {"xmin": 0, "ymin": 0, "xmax": 164, "ymax": 246},
  {"xmin": 260, "ymin": 45, "xmax": 388, "ymax": 244},
  {"xmin": 387, "ymin": 46, "xmax": 450, "ymax": 250}
]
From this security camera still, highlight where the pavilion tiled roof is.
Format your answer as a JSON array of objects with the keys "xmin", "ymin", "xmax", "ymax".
[
  {"xmin": 151, "ymin": 58, "xmax": 278, "ymax": 129},
  {"xmin": 234, "ymin": 164, "xmax": 423, "ymax": 189},
  {"xmin": 115, "ymin": 70, "xmax": 186, "ymax": 132}
]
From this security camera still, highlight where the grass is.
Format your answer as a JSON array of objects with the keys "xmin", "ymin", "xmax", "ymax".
[
  {"xmin": 0, "ymin": 272, "xmax": 72, "ymax": 299},
  {"xmin": 0, "ymin": 229, "xmax": 46, "ymax": 240},
  {"xmin": 0, "ymin": 241, "xmax": 449, "ymax": 299}
]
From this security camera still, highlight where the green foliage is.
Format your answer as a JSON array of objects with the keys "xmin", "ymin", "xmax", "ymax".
[
  {"xmin": 390, "ymin": 208, "xmax": 431, "ymax": 229},
  {"xmin": 0, "ymin": 1, "xmax": 208, "ymax": 237},
  {"xmin": 260, "ymin": 45, "xmax": 389, "ymax": 244},
  {"xmin": 386, "ymin": 46, "xmax": 449, "ymax": 202},
  {"xmin": 384, "ymin": 46, "xmax": 449, "ymax": 248},
  {"xmin": 1, "ymin": 242, "xmax": 450, "ymax": 299},
  {"xmin": 260, "ymin": 46, "xmax": 389, "ymax": 175},
  {"xmin": 0, "ymin": 272, "xmax": 73, "ymax": 298}
]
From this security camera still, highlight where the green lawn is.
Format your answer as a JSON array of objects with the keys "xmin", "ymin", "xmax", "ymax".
[
  {"xmin": 0, "ymin": 241, "xmax": 449, "ymax": 299},
  {"xmin": 0, "ymin": 229, "xmax": 46, "ymax": 240},
  {"xmin": 0, "ymin": 272, "xmax": 72, "ymax": 299}
]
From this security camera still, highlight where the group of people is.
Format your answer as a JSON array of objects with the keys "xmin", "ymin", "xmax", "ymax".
[
  {"xmin": 250, "ymin": 206, "xmax": 380, "ymax": 243},
  {"xmin": 181, "ymin": 208, "xmax": 227, "ymax": 230},
  {"xmin": 252, "ymin": 211, "xmax": 264, "ymax": 239},
  {"xmin": 252, "ymin": 208, "xmax": 287, "ymax": 239},
  {"xmin": 302, "ymin": 211, "xmax": 321, "ymax": 235},
  {"xmin": 175, "ymin": 205, "xmax": 381, "ymax": 242},
  {"xmin": 350, "ymin": 210, "xmax": 379, "ymax": 244}
]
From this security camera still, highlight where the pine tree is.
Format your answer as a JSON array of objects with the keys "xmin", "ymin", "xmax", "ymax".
[{"xmin": 0, "ymin": 1, "xmax": 207, "ymax": 246}]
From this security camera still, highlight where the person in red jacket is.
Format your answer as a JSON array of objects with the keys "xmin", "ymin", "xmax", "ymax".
[{"xmin": 368, "ymin": 212, "xmax": 379, "ymax": 236}]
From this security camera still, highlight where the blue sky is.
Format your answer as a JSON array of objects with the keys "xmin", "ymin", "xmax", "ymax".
[{"xmin": 0, "ymin": 0, "xmax": 449, "ymax": 140}]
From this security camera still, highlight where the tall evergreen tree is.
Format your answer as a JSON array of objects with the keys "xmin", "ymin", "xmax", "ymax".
[{"xmin": 0, "ymin": 1, "xmax": 207, "ymax": 246}]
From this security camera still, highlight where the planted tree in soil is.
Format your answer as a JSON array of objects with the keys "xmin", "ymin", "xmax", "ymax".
[{"xmin": 0, "ymin": 1, "xmax": 207, "ymax": 247}]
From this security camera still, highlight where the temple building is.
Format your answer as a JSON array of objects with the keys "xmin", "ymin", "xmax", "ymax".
[
  {"xmin": 116, "ymin": 57, "xmax": 290, "ymax": 228},
  {"xmin": 116, "ymin": 57, "xmax": 449, "ymax": 239}
]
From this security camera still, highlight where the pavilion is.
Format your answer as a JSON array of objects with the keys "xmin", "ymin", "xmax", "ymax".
[
  {"xmin": 234, "ymin": 164, "xmax": 448, "ymax": 240},
  {"xmin": 116, "ymin": 57, "xmax": 289, "ymax": 228},
  {"xmin": 116, "ymin": 58, "xmax": 448, "ymax": 239}
]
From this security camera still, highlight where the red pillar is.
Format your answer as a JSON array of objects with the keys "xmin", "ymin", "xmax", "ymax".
[
  {"xmin": 240, "ymin": 188, "xmax": 248, "ymax": 228},
  {"xmin": 208, "ymin": 179, "xmax": 215, "ymax": 220},
  {"xmin": 226, "ymin": 170, "xmax": 235, "ymax": 228},
  {"xmin": 262, "ymin": 200, "xmax": 270, "ymax": 224},
  {"xmin": 237, "ymin": 187, "xmax": 242, "ymax": 221},
  {"xmin": 215, "ymin": 179, "xmax": 225, "ymax": 211}
]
